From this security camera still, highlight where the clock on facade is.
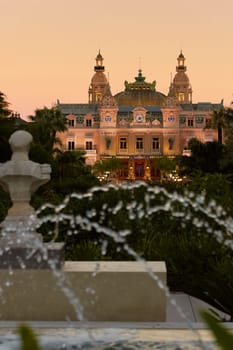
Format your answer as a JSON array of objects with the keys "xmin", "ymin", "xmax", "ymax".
[
  {"xmin": 105, "ymin": 116, "xmax": 111, "ymax": 122},
  {"xmin": 136, "ymin": 114, "xmax": 143, "ymax": 122},
  {"xmin": 168, "ymin": 114, "xmax": 175, "ymax": 122}
]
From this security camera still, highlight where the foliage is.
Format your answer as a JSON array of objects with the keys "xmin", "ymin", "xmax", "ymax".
[
  {"xmin": 180, "ymin": 138, "xmax": 224, "ymax": 176},
  {"xmin": 17, "ymin": 324, "xmax": 42, "ymax": 350},
  {"xmin": 187, "ymin": 172, "xmax": 233, "ymax": 213},
  {"xmin": 65, "ymin": 240, "xmax": 106, "ymax": 261},
  {"xmin": 0, "ymin": 188, "xmax": 11, "ymax": 223},
  {"xmin": 176, "ymin": 108, "xmax": 233, "ymax": 179},
  {"xmin": 201, "ymin": 311, "xmax": 233, "ymax": 349},
  {"xmin": 154, "ymin": 156, "xmax": 177, "ymax": 181},
  {"xmin": 212, "ymin": 107, "xmax": 226, "ymax": 145},
  {"xmin": 211, "ymin": 106, "xmax": 233, "ymax": 145},
  {"xmin": 0, "ymin": 92, "xmax": 20, "ymax": 162},
  {"xmin": 51, "ymin": 149, "xmax": 99, "ymax": 195},
  {"xmin": 26, "ymin": 106, "xmax": 68, "ymax": 154},
  {"xmin": 0, "ymin": 91, "xmax": 12, "ymax": 118},
  {"xmin": 93, "ymin": 157, "xmax": 122, "ymax": 181}
]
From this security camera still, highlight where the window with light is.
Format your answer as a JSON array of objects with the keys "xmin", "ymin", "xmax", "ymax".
[
  {"xmin": 136, "ymin": 137, "xmax": 143, "ymax": 150},
  {"xmin": 86, "ymin": 141, "xmax": 93, "ymax": 150},
  {"xmin": 120, "ymin": 137, "xmax": 127, "ymax": 149},
  {"xmin": 152, "ymin": 137, "xmax": 160, "ymax": 150}
]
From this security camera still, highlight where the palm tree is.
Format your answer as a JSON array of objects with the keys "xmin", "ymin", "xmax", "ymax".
[
  {"xmin": 51, "ymin": 149, "xmax": 99, "ymax": 193},
  {"xmin": 212, "ymin": 107, "xmax": 225, "ymax": 145},
  {"xmin": 212, "ymin": 106, "xmax": 233, "ymax": 145},
  {"xmin": 28, "ymin": 107, "xmax": 68, "ymax": 153},
  {"xmin": 0, "ymin": 91, "xmax": 11, "ymax": 118},
  {"xmin": 0, "ymin": 92, "xmax": 15, "ymax": 161},
  {"xmin": 53, "ymin": 150, "xmax": 86, "ymax": 180}
]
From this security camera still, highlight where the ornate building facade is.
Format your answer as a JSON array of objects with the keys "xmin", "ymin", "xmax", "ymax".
[{"xmin": 57, "ymin": 51, "xmax": 221, "ymax": 180}]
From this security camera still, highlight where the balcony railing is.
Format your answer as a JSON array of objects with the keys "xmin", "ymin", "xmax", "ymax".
[
  {"xmin": 182, "ymin": 149, "xmax": 191, "ymax": 156},
  {"xmin": 85, "ymin": 149, "xmax": 97, "ymax": 154}
]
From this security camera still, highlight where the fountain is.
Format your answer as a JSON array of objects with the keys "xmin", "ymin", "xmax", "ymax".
[
  {"xmin": 0, "ymin": 130, "xmax": 232, "ymax": 349},
  {"xmin": 0, "ymin": 130, "xmax": 166, "ymax": 322}
]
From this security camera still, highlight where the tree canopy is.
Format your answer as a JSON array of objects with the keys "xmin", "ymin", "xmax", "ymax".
[
  {"xmin": 0, "ymin": 91, "xmax": 12, "ymax": 118},
  {"xmin": 0, "ymin": 92, "xmax": 19, "ymax": 161},
  {"xmin": 211, "ymin": 106, "xmax": 233, "ymax": 145},
  {"xmin": 180, "ymin": 138, "xmax": 224, "ymax": 176},
  {"xmin": 27, "ymin": 107, "xmax": 68, "ymax": 154}
]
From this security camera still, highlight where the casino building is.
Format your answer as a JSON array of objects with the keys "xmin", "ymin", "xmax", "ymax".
[{"xmin": 57, "ymin": 51, "xmax": 221, "ymax": 181}]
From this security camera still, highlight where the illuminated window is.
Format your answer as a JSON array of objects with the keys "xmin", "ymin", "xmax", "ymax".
[
  {"xmin": 86, "ymin": 119, "xmax": 92, "ymax": 127},
  {"xmin": 120, "ymin": 137, "xmax": 127, "ymax": 149},
  {"xmin": 96, "ymin": 93, "xmax": 102, "ymax": 102},
  {"xmin": 152, "ymin": 137, "xmax": 160, "ymax": 150},
  {"xmin": 178, "ymin": 93, "xmax": 185, "ymax": 101},
  {"xmin": 86, "ymin": 141, "xmax": 92, "ymax": 150},
  {"xmin": 68, "ymin": 119, "xmax": 75, "ymax": 127},
  {"xmin": 136, "ymin": 137, "xmax": 143, "ymax": 150},
  {"xmin": 68, "ymin": 141, "xmax": 75, "ymax": 150}
]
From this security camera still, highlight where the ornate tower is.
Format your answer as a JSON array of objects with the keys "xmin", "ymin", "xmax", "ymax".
[
  {"xmin": 99, "ymin": 83, "xmax": 118, "ymax": 156},
  {"xmin": 99, "ymin": 83, "xmax": 118, "ymax": 126},
  {"xmin": 168, "ymin": 51, "xmax": 192, "ymax": 104},
  {"xmin": 88, "ymin": 51, "xmax": 108, "ymax": 103}
]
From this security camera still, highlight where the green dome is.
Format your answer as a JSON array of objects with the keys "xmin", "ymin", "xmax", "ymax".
[{"xmin": 114, "ymin": 69, "xmax": 166, "ymax": 107}]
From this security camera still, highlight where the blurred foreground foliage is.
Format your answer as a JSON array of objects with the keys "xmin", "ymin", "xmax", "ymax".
[
  {"xmin": 201, "ymin": 311, "xmax": 233, "ymax": 349},
  {"xmin": 18, "ymin": 324, "xmax": 42, "ymax": 350}
]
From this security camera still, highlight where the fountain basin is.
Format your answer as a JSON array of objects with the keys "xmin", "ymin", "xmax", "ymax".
[
  {"xmin": 0, "ymin": 261, "xmax": 166, "ymax": 322},
  {"xmin": 0, "ymin": 322, "xmax": 223, "ymax": 349}
]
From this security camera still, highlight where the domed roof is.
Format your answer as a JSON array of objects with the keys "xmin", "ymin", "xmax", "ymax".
[
  {"xmin": 173, "ymin": 72, "xmax": 190, "ymax": 84},
  {"xmin": 114, "ymin": 70, "xmax": 166, "ymax": 107},
  {"xmin": 114, "ymin": 90, "xmax": 166, "ymax": 106},
  {"xmin": 91, "ymin": 72, "xmax": 108, "ymax": 85}
]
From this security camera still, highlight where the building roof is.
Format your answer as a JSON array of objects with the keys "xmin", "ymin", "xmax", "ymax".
[
  {"xmin": 114, "ymin": 69, "xmax": 166, "ymax": 107},
  {"xmin": 57, "ymin": 103, "xmax": 99, "ymax": 115},
  {"xmin": 181, "ymin": 103, "xmax": 222, "ymax": 111},
  {"xmin": 118, "ymin": 106, "xmax": 161, "ymax": 113}
]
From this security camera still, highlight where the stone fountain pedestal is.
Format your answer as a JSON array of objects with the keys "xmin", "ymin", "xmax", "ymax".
[{"xmin": 0, "ymin": 130, "xmax": 64, "ymax": 269}]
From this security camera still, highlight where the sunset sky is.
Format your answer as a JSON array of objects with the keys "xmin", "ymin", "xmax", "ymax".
[{"xmin": 1, "ymin": 0, "xmax": 233, "ymax": 119}]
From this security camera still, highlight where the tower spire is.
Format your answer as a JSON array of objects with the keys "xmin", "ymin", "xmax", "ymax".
[
  {"xmin": 168, "ymin": 51, "xmax": 192, "ymax": 104},
  {"xmin": 94, "ymin": 50, "xmax": 104, "ymax": 72},
  {"xmin": 176, "ymin": 50, "xmax": 186, "ymax": 72},
  {"xmin": 88, "ymin": 51, "xmax": 108, "ymax": 103}
]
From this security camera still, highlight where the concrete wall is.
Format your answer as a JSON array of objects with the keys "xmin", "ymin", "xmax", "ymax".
[{"xmin": 0, "ymin": 261, "xmax": 166, "ymax": 322}]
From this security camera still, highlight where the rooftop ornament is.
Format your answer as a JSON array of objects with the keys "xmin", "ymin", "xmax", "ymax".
[{"xmin": 124, "ymin": 69, "xmax": 156, "ymax": 91}]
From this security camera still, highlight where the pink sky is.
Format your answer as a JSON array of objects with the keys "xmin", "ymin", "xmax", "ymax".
[{"xmin": 1, "ymin": 0, "xmax": 233, "ymax": 119}]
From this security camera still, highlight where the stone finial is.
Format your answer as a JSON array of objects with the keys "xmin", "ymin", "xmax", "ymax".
[
  {"xmin": 9, "ymin": 130, "xmax": 33, "ymax": 161},
  {"xmin": 0, "ymin": 130, "xmax": 51, "ymax": 234}
]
